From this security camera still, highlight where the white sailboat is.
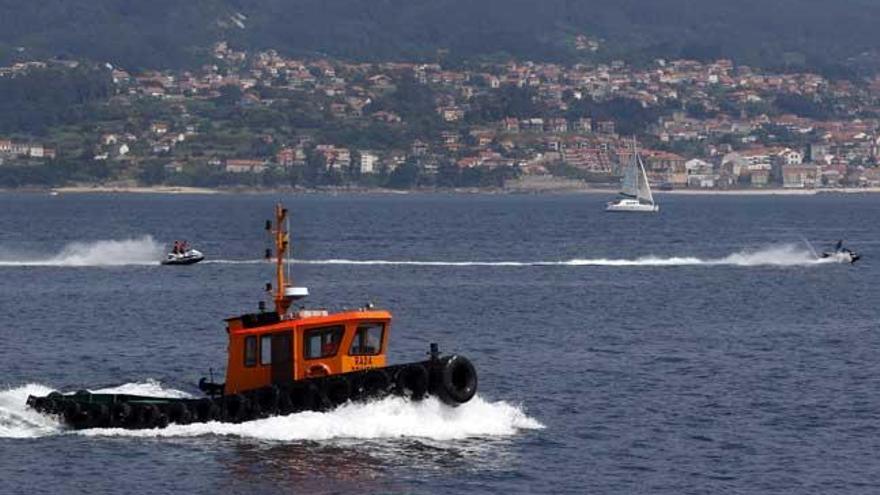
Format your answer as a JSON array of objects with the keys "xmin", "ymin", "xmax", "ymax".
[{"xmin": 605, "ymin": 140, "xmax": 659, "ymax": 213}]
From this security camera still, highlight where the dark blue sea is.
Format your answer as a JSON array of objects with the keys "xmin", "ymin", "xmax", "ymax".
[{"xmin": 0, "ymin": 192, "xmax": 878, "ymax": 494}]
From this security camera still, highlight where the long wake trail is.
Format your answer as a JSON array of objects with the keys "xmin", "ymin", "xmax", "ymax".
[{"xmin": 284, "ymin": 244, "xmax": 838, "ymax": 268}]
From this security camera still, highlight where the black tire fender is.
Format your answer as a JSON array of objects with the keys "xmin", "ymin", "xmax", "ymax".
[
  {"xmin": 360, "ymin": 369, "xmax": 390, "ymax": 397},
  {"xmin": 44, "ymin": 398, "xmax": 60, "ymax": 415},
  {"xmin": 277, "ymin": 389, "xmax": 294, "ymax": 414},
  {"xmin": 289, "ymin": 383, "xmax": 316, "ymax": 412},
  {"xmin": 395, "ymin": 364, "xmax": 429, "ymax": 400},
  {"xmin": 111, "ymin": 402, "xmax": 132, "ymax": 423},
  {"xmin": 324, "ymin": 377, "xmax": 352, "ymax": 405},
  {"xmin": 87, "ymin": 403, "xmax": 110, "ymax": 428},
  {"xmin": 168, "ymin": 402, "xmax": 192, "ymax": 424},
  {"xmin": 225, "ymin": 394, "xmax": 249, "ymax": 422},
  {"xmin": 245, "ymin": 391, "xmax": 262, "ymax": 420},
  {"xmin": 195, "ymin": 399, "xmax": 220, "ymax": 422},
  {"xmin": 140, "ymin": 404, "xmax": 159, "ymax": 428},
  {"xmin": 436, "ymin": 355, "xmax": 478, "ymax": 405},
  {"xmin": 258, "ymin": 386, "xmax": 281, "ymax": 415},
  {"xmin": 63, "ymin": 401, "xmax": 82, "ymax": 423},
  {"xmin": 126, "ymin": 404, "xmax": 146, "ymax": 427}
]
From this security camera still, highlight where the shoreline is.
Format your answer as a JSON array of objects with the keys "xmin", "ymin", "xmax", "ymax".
[
  {"xmin": 3, "ymin": 185, "xmax": 880, "ymax": 196},
  {"xmin": 51, "ymin": 185, "xmax": 221, "ymax": 195},
  {"xmin": 655, "ymin": 187, "xmax": 880, "ymax": 196}
]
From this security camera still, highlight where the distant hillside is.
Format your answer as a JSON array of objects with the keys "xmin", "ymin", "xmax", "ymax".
[
  {"xmin": 2, "ymin": 0, "xmax": 880, "ymax": 74},
  {"xmin": 0, "ymin": 0, "xmax": 233, "ymax": 68}
]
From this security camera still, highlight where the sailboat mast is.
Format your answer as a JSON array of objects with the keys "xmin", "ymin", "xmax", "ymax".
[{"xmin": 633, "ymin": 137, "xmax": 638, "ymax": 186}]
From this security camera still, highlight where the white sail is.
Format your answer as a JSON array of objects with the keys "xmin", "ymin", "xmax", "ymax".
[
  {"xmin": 605, "ymin": 138, "xmax": 659, "ymax": 212},
  {"xmin": 636, "ymin": 154, "xmax": 654, "ymax": 205},
  {"xmin": 619, "ymin": 151, "xmax": 639, "ymax": 198}
]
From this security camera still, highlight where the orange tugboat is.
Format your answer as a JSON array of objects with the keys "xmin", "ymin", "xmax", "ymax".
[{"xmin": 27, "ymin": 203, "xmax": 477, "ymax": 429}]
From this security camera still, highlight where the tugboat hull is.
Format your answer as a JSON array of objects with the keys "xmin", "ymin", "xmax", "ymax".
[{"xmin": 27, "ymin": 356, "xmax": 477, "ymax": 430}]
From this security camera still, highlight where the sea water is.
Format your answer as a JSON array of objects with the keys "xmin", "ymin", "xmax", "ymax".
[{"xmin": 0, "ymin": 193, "xmax": 878, "ymax": 494}]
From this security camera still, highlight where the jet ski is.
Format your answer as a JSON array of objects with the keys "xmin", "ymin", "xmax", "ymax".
[
  {"xmin": 161, "ymin": 248, "xmax": 205, "ymax": 265},
  {"xmin": 820, "ymin": 240, "xmax": 860, "ymax": 264}
]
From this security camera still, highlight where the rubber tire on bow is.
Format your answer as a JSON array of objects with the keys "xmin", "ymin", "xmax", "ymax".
[{"xmin": 436, "ymin": 355, "xmax": 478, "ymax": 405}]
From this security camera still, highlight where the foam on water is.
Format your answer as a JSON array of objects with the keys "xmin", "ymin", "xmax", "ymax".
[
  {"xmin": 0, "ymin": 382, "xmax": 542, "ymax": 441},
  {"xmin": 79, "ymin": 395, "xmax": 543, "ymax": 441},
  {"xmin": 0, "ymin": 236, "xmax": 164, "ymax": 267},
  {"xmin": 711, "ymin": 243, "xmax": 835, "ymax": 267},
  {"xmin": 290, "ymin": 244, "xmax": 840, "ymax": 268},
  {"xmin": 89, "ymin": 379, "xmax": 193, "ymax": 399},
  {"xmin": 202, "ymin": 259, "xmax": 267, "ymax": 265},
  {"xmin": 0, "ymin": 384, "xmax": 61, "ymax": 438},
  {"xmin": 295, "ymin": 259, "xmax": 535, "ymax": 267}
]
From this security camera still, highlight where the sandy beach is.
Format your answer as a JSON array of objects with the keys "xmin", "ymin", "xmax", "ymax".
[{"xmin": 52, "ymin": 185, "xmax": 220, "ymax": 195}]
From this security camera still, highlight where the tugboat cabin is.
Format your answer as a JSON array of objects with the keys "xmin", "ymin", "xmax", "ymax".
[{"xmin": 224, "ymin": 309, "xmax": 390, "ymax": 394}]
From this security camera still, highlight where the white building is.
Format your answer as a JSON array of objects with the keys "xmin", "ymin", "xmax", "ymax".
[
  {"xmin": 359, "ymin": 151, "xmax": 379, "ymax": 174},
  {"xmin": 774, "ymin": 148, "xmax": 803, "ymax": 166}
]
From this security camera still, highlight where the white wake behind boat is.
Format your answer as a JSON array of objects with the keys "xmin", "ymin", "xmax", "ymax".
[
  {"xmin": 161, "ymin": 248, "xmax": 205, "ymax": 266},
  {"xmin": 606, "ymin": 140, "xmax": 659, "ymax": 213}
]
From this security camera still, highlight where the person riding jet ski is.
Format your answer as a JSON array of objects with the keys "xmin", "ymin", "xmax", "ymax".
[
  {"xmin": 820, "ymin": 240, "xmax": 860, "ymax": 264},
  {"xmin": 162, "ymin": 240, "xmax": 205, "ymax": 265}
]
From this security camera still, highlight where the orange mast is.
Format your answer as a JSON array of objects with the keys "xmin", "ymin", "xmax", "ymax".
[
  {"xmin": 271, "ymin": 203, "xmax": 291, "ymax": 314},
  {"xmin": 265, "ymin": 202, "xmax": 308, "ymax": 316}
]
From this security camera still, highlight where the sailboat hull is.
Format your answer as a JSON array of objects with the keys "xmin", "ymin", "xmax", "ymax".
[{"xmin": 605, "ymin": 199, "xmax": 659, "ymax": 212}]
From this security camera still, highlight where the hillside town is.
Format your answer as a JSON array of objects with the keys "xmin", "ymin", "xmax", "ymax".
[{"xmin": 3, "ymin": 42, "xmax": 880, "ymax": 190}]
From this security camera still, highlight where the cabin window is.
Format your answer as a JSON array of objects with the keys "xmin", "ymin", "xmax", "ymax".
[
  {"xmin": 244, "ymin": 336, "xmax": 257, "ymax": 367},
  {"xmin": 304, "ymin": 325, "xmax": 344, "ymax": 359},
  {"xmin": 260, "ymin": 335, "xmax": 272, "ymax": 365},
  {"xmin": 349, "ymin": 324, "xmax": 384, "ymax": 356}
]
